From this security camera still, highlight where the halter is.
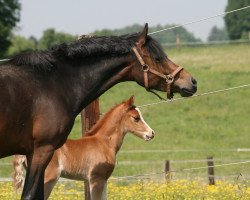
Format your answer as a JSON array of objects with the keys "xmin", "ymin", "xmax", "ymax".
[{"xmin": 132, "ymin": 47, "xmax": 183, "ymax": 99}]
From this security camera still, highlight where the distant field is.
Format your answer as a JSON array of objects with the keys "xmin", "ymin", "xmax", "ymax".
[{"xmin": 1, "ymin": 44, "xmax": 249, "ymax": 184}]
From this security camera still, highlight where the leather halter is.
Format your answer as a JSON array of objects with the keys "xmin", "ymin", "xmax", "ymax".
[{"xmin": 132, "ymin": 47, "xmax": 183, "ymax": 99}]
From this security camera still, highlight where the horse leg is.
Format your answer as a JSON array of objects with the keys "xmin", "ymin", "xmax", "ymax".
[
  {"xmin": 44, "ymin": 161, "xmax": 61, "ymax": 199},
  {"xmin": 21, "ymin": 146, "xmax": 54, "ymax": 200},
  {"xmin": 89, "ymin": 178, "xmax": 107, "ymax": 200},
  {"xmin": 101, "ymin": 182, "xmax": 107, "ymax": 200}
]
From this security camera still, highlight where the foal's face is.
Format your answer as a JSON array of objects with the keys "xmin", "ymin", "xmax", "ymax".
[{"xmin": 123, "ymin": 107, "xmax": 155, "ymax": 141}]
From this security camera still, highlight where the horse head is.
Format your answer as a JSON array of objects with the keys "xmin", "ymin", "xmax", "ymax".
[
  {"xmin": 131, "ymin": 24, "xmax": 197, "ymax": 99},
  {"xmin": 121, "ymin": 96, "xmax": 154, "ymax": 141}
]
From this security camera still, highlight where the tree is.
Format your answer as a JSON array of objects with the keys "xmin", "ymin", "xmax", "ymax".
[
  {"xmin": 224, "ymin": 0, "xmax": 250, "ymax": 40},
  {"xmin": 91, "ymin": 23, "xmax": 201, "ymax": 44},
  {"xmin": 149, "ymin": 24, "xmax": 201, "ymax": 44},
  {"xmin": 39, "ymin": 28, "xmax": 76, "ymax": 50},
  {"xmin": 7, "ymin": 35, "xmax": 36, "ymax": 56},
  {"xmin": 208, "ymin": 26, "xmax": 229, "ymax": 41},
  {"xmin": 0, "ymin": 0, "xmax": 21, "ymax": 57}
]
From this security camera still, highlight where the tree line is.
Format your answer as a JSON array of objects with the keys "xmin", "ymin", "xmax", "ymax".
[{"xmin": 0, "ymin": 0, "xmax": 249, "ymax": 57}]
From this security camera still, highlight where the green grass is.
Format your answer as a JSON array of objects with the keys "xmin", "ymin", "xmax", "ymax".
[{"xmin": 1, "ymin": 44, "xmax": 250, "ymax": 183}]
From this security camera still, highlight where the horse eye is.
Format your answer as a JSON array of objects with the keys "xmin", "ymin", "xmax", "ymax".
[
  {"xmin": 155, "ymin": 58, "xmax": 161, "ymax": 63},
  {"xmin": 133, "ymin": 116, "xmax": 140, "ymax": 122}
]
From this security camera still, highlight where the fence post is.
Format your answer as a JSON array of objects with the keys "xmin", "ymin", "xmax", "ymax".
[
  {"xmin": 176, "ymin": 33, "xmax": 181, "ymax": 50},
  {"xmin": 207, "ymin": 156, "xmax": 215, "ymax": 185},
  {"xmin": 164, "ymin": 160, "xmax": 171, "ymax": 181},
  {"xmin": 81, "ymin": 98, "xmax": 100, "ymax": 200}
]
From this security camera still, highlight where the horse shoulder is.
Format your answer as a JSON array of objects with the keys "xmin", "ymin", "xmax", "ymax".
[
  {"xmin": 32, "ymin": 99, "xmax": 75, "ymax": 149},
  {"xmin": 81, "ymin": 136, "xmax": 115, "ymax": 180}
]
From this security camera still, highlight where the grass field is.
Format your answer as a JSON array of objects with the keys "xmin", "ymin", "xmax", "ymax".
[{"xmin": 0, "ymin": 44, "xmax": 249, "ymax": 186}]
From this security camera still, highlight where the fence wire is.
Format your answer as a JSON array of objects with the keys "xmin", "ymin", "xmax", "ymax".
[
  {"xmin": 149, "ymin": 5, "xmax": 250, "ymax": 35},
  {"xmin": 137, "ymin": 83, "xmax": 250, "ymax": 108},
  {"xmin": 110, "ymin": 160, "xmax": 250, "ymax": 180}
]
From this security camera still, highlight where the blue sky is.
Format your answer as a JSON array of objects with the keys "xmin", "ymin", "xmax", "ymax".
[{"xmin": 17, "ymin": 0, "xmax": 228, "ymax": 41}]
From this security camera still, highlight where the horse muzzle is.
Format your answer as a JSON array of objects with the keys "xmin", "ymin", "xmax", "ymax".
[
  {"xmin": 144, "ymin": 130, "xmax": 155, "ymax": 141},
  {"xmin": 179, "ymin": 77, "xmax": 197, "ymax": 97}
]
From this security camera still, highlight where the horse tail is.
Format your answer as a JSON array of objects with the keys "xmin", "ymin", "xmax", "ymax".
[{"xmin": 13, "ymin": 155, "xmax": 26, "ymax": 191}]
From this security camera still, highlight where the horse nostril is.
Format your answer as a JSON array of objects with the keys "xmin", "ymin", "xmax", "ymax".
[
  {"xmin": 152, "ymin": 131, "xmax": 155, "ymax": 136},
  {"xmin": 191, "ymin": 77, "xmax": 197, "ymax": 85}
]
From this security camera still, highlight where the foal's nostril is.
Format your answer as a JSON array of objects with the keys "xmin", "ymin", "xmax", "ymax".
[
  {"xmin": 152, "ymin": 131, "xmax": 155, "ymax": 136},
  {"xmin": 191, "ymin": 77, "xmax": 197, "ymax": 85}
]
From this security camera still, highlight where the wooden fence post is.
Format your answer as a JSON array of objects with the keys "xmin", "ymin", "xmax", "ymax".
[
  {"xmin": 176, "ymin": 33, "xmax": 180, "ymax": 50},
  {"xmin": 207, "ymin": 156, "xmax": 215, "ymax": 185},
  {"xmin": 81, "ymin": 98, "xmax": 100, "ymax": 200},
  {"xmin": 164, "ymin": 160, "xmax": 171, "ymax": 181}
]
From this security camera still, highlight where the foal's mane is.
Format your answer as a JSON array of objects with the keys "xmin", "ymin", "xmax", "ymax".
[
  {"xmin": 6, "ymin": 32, "xmax": 166, "ymax": 72},
  {"xmin": 84, "ymin": 101, "xmax": 135, "ymax": 137}
]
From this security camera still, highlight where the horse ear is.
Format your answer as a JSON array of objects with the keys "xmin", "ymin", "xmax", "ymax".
[
  {"xmin": 125, "ymin": 95, "xmax": 135, "ymax": 108},
  {"xmin": 136, "ymin": 23, "xmax": 148, "ymax": 48}
]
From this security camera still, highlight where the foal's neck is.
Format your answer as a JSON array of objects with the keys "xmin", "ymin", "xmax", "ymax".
[{"xmin": 94, "ymin": 109, "xmax": 126, "ymax": 154}]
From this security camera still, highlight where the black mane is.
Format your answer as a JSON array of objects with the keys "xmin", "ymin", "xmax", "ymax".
[
  {"xmin": 7, "ymin": 51, "xmax": 56, "ymax": 72},
  {"xmin": 6, "ymin": 32, "xmax": 167, "ymax": 72}
]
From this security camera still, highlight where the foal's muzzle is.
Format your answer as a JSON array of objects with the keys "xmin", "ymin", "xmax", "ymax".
[{"xmin": 144, "ymin": 130, "xmax": 155, "ymax": 141}]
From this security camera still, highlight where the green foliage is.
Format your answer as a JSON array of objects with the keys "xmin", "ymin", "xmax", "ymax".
[
  {"xmin": 38, "ymin": 28, "xmax": 76, "ymax": 50},
  {"xmin": 224, "ymin": 0, "xmax": 250, "ymax": 40},
  {"xmin": 150, "ymin": 24, "xmax": 201, "ymax": 44},
  {"xmin": 208, "ymin": 26, "xmax": 229, "ymax": 41},
  {"xmin": 93, "ymin": 24, "xmax": 143, "ymax": 36},
  {"xmin": 92, "ymin": 23, "xmax": 201, "ymax": 44},
  {"xmin": 0, "ymin": 0, "xmax": 21, "ymax": 57},
  {"xmin": 6, "ymin": 29, "xmax": 76, "ymax": 55},
  {"xmin": 7, "ymin": 35, "xmax": 36, "ymax": 56},
  {"xmin": 7, "ymin": 23, "xmax": 200, "ymax": 55}
]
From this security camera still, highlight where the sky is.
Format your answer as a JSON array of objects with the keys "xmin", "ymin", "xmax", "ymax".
[{"xmin": 17, "ymin": 0, "xmax": 228, "ymax": 41}]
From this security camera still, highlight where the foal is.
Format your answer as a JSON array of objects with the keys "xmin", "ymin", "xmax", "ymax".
[{"xmin": 13, "ymin": 96, "xmax": 154, "ymax": 200}]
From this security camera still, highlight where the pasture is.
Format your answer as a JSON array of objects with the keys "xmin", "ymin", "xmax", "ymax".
[
  {"xmin": 79, "ymin": 43, "xmax": 250, "ymax": 180},
  {"xmin": 79, "ymin": 43, "xmax": 250, "ymax": 179},
  {"xmin": 0, "ymin": 43, "xmax": 249, "ymax": 198}
]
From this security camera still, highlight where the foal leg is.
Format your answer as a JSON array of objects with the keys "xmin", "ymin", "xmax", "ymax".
[
  {"xmin": 21, "ymin": 146, "xmax": 54, "ymax": 200},
  {"xmin": 44, "ymin": 162, "xmax": 61, "ymax": 200},
  {"xmin": 89, "ymin": 179, "xmax": 107, "ymax": 200},
  {"xmin": 101, "ymin": 182, "xmax": 107, "ymax": 200}
]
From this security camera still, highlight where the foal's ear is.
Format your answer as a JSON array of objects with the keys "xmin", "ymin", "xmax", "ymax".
[
  {"xmin": 125, "ymin": 95, "xmax": 135, "ymax": 108},
  {"xmin": 136, "ymin": 23, "xmax": 148, "ymax": 48}
]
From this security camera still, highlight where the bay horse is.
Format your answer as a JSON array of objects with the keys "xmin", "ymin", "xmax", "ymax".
[
  {"xmin": 0, "ymin": 23, "xmax": 197, "ymax": 199},
  {"xmin": 13, "ymin": 96, "xmax": 154, "ymax": 200}
]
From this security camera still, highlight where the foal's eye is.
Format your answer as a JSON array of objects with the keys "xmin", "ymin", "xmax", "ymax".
[{"xmin": 133, "ymin": 116, "xmax": 140, "ymax": 122}]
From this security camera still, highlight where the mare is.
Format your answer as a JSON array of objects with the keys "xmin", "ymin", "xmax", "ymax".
[
  {"xmin": 0, "ymin": 23, "xmax": 197, "ymax": 199},
  {"xmin": 13, "ymin": 96, "xmax": 154, "ymax": 200}
]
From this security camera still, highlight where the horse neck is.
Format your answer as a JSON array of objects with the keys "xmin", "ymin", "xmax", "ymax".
[
  {"xmin": 94, "ymin": 107, "xmax": 126, "ymax": 154},
  {"xmin": 64, "ymin": 54, "xmax": 134, "ymax": 115}
]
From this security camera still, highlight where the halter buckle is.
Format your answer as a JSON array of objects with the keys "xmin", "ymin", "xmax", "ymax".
[
  {"xmin": 142, "ymin": 64, "xmax": 149, "ymax": 72},
  {"xmin": 166, "ymin": 75, "xmax": 174, "ymax": 83}
]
